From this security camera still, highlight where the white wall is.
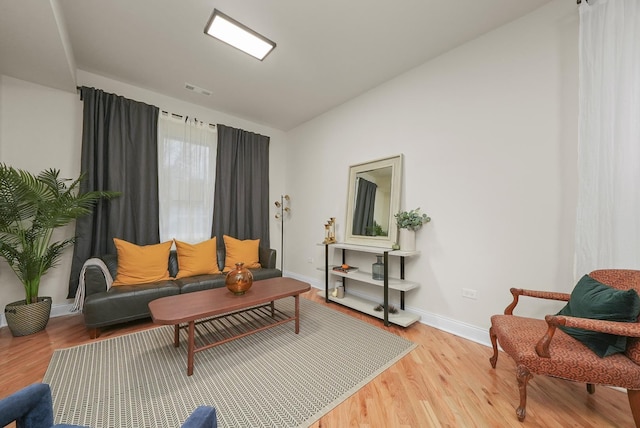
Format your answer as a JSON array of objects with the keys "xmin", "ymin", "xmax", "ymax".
[
  {"xmin": 0, "ymin": 72, "xmax": 288, "ymax": 320},
  {"xmin": 284, "ymin": 0, "xmax": 579, "ymax": 338},
  {"xmin": 0, "ymin": 76, "xmax": 82, "ymax": 311}
]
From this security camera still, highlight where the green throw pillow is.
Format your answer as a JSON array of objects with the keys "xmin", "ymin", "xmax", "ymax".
[{"xmin": 557, "ymin": 275, "xmax": 640, "ymax": 357}]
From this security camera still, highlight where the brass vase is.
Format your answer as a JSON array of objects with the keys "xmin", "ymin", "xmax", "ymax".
[{"xmin": 225, "ymin": 262, "xmax": 254, "ymax": 295}]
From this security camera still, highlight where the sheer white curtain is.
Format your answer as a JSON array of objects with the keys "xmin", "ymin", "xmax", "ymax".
[
  {"xmin": 158, "ymin": 112, "xmax": 217, "ymax": 243},
  {"xmin": 576, "ymin": 0, "xmax": 640, "ymax": 274}
]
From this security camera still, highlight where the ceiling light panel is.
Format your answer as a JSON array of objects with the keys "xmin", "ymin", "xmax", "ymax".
[{"xmin": 204, "ymin": 9, "xmax": 276, "ymax": 61}]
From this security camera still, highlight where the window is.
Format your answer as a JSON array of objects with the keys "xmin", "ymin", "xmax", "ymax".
[{"xmin": 158, "ymin": 112, "xmax": 217, "ymax": 243}]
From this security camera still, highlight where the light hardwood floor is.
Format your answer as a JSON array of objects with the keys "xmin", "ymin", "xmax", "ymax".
[{"xmin": 0, "ymin": 290, "xmax": 635, "ymax": 427}]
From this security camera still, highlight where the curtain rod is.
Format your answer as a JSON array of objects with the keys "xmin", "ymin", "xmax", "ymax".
[
  {"xmin": 75, "ymin": 87, "xmax": 216, "ymax": 130},
  {"xmin": 160, "ymin": 110, "xmax": 216, "ymax": 129}
]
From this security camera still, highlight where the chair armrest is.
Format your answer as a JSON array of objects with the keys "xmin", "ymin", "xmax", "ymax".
[
  {"xmin": 504, "ymin": 288, "xmax": 571, "ymax": 315},
  {"xmin": 535, "ymin": 314, "xmax": 640, "ymax": 357},
  {"xmin": 181, "ymin": 406, "xmax": 217, "ymax": 428},
  {"xmin": 0, "ymin": 383, "xmax": 54, "ymax": 428}
]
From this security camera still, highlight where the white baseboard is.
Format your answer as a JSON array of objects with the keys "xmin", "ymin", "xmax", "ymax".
[
  {"xmin": 284, "ymin": 271, "xmax": 492, "ymax": 348},
  {"xmin": 0, "ymin": 302, "xmax": 75, "ymax": 328}
]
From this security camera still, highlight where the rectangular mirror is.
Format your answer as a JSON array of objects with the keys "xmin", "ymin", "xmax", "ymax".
[{"xmin": 344, "ymin": 154, "xmax": 403, "ymax": 248}]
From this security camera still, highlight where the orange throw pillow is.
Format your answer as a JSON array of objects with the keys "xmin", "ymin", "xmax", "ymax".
[
  {"xmin": 112, "ymin": 238, "xmax": 172, "ymax": 286},
  {"xmin": 175, "ymin": 237, "xmax": 221, "ymax": 278},
  {"xmin": 223, "ymin": 235, "xmax": 261, "ymax": 272}
]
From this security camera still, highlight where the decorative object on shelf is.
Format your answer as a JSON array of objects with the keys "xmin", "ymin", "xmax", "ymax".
[
  {"xmin": 0, "ymin": 164, "xmax": 118, "ymax": 336},
  {"xmin": 225, "ymin": 262, "xmax": 254, "ymax": 295},
  {"xmin": 394, "ymin": 207, "xmax": 431, "ymax": 252},
  {"xmin": 274, "ymin": 194, "xmax": 290, "ymax": 271},
  {"xmin": 322, "ymin": 217, "xmax": 337, "ymax": 244},
  {"xmin": 331, "ymin": 280, "xmax": 345, "ymax": 299},
  {"xmin": 399, "ymin": 229, "xmax": 416, "ymax": 252},
  {"xmin": 333, "ymin": 263, "xmax": 358, "ymax": 273},
  {"xmin": 392, "ymin": 242, "xmax": 400, "ymax": 250},
  {"xmin": 371, "ymin": 255, "xmax": 385, "ymax": 280},
  {"xmin": 374, "ymin": 303, "xmax": 399, "ymax": 314}
]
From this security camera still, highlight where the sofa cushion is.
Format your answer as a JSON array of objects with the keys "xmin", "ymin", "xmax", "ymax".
[
  {"xmin": 83, "ymin": 280, "xmax": 180, "ymax": 328},
  {"xmin": 175, "ymin": 238, "xmax": 221, "ymax": 278},
  {"xmin": 112, "ymin": 239, "xmax": 173, "ymax": 286},
  {"xmin": 491, "ymin": 314, "xmax": 640, "ymax": 389},
  {"xmin": 175, "ymin": 274, "xmax": 227, "ymax": 294},
  {"xmin": 557, "ymin": 274, "xmax": 640, "ymax": 357},
  {"xmin": 222, "ymin": 235, "xmax": 261, "ymax": 272},
  {"xmin": 250, "ymin": 268, "xmax": 283, "ymax": 281}
]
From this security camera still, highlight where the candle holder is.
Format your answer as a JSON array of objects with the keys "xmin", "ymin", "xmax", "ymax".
[{"xmin": 323, "ymin": 217, "xmax": 337, "ymax": 244}]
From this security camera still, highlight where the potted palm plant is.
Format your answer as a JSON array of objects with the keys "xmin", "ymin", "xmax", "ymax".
[
  {"xmin": 394, "ymin": 208, "xmax": 431, "ymax": 251},
  {"xmin": 0, "ymin": 164, "xmax": 116, "ymax": 336}
]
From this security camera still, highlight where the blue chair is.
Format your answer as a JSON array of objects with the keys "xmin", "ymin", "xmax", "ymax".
[
  {"xmin": 0, "ymin": 383, "xmax": 85, "ymax": 428},
  {"xmin": 0, "ymin": 383, "xmax": 217, "ymax": 428},
  {"xmin": 181, "ymin": 406, "xmax": 217, "ymax": 428}
]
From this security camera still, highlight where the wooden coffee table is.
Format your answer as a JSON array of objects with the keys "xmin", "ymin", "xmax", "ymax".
[{"xmin": 148, "ymin": 277, "xmax": 311, "ymax": 376}]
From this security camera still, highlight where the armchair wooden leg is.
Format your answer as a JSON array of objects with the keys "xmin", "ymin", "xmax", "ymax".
[
  {"xmin": 489, "ymin": 326, "xmax": 499, "ymax": 368},
  {"xmin": 586, "ymin": 383, "xmax": 595, "ymax": 394},
  {"xmin": 88, "ymin": 328, "xmax": 100, "ymax": 339},
  {"xmin": 628, "ymin": 389, "xmax": 640, "ymax": 428},
  {"xmin": 516, "ymin": 364, "xmax": 532, "ymax": 421}
]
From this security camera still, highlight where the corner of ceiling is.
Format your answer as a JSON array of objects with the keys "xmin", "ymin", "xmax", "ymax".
[{"xmin": 50, "ymin": 0, "xmax": 77, "ymax": 89}]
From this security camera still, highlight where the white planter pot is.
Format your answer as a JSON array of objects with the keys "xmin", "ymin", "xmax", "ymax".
[{"xmin": 399, "ymin": 229, "xmax": 416, "ymax": 252}]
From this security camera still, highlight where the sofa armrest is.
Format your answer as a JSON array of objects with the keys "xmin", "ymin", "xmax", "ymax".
[
  {"xmin": 84, "ymin": 254, "xmax": 118, "ymax": 296},
  {"xmin": 259, "ymin": 247, "xmax": 277, "ymax": 269}
]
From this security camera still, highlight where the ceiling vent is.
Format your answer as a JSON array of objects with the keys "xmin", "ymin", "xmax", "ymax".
[{"xmin": 185, "ymin": 83, "xmax": 212, "ymax": 96}]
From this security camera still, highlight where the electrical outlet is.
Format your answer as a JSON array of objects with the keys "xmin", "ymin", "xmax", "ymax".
[
  {"xmin": 307, "ymin": 257, "xmax": 314, "ymax": 264},
  {"xmin": 462, "ymin": 288, "xmax": 478, "ymax": 300}
]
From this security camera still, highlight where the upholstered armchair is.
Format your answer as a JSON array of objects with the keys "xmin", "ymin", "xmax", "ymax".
[{"xmin": 489, "ymin": 269, "xmax": 640, "ymax": 426}]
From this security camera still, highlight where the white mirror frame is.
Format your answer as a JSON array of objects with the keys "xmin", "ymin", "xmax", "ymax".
[{"xmin": 344, "ymin": 154, "xmax": 403, "ymax": 248}]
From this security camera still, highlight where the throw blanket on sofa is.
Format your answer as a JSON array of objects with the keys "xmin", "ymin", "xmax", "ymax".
[{"xmin": 72, "ymin": 258, "xmax": 114, "ymax": 312}]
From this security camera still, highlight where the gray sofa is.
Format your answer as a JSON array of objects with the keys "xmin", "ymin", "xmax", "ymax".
[{"xmin": 82, "ymin": 247, "xmax": 281, "ymax": 338}]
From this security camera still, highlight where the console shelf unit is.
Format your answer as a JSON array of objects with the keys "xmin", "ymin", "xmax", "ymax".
[{"xmin": 322, "ymin": 243, "xmax": 420, "ymax": 327}]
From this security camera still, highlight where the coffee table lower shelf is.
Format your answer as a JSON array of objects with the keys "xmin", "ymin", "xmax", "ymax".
[
  {"xmin": 149, "ymin": 277, "xmax": 310, "ymax": 376},
  {"xmin": 317, "ymin": 290, "xmax": 420, "ymax": 327}
]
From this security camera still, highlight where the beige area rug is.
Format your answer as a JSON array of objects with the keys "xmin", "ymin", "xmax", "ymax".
[{"xmin": 44, "ymin": 298, "xmax": 416, "ymax": 427}]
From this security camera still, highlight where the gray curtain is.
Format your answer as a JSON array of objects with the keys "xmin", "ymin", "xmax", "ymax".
[
  {"xmin": 68, "ymin": 87, "xmax": 160, "ymax": 298},
  {"xmin": 352, "ymin": 178, "xmax": 377, "ymax": 235},
  {"xmin": 212, "ymin": 124, "xmax": 270, "ymax": 248}
]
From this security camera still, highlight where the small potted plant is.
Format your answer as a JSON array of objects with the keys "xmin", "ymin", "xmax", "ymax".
[
  {"xmin": 0, "ymin": 164, "xmax": 117, "ymax": 336},
  {"xmin": 394, "ymin": 208, "xmax": 431, "ymax": 251}
]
